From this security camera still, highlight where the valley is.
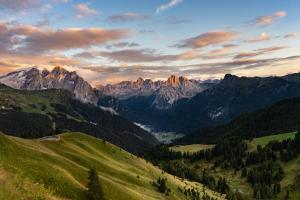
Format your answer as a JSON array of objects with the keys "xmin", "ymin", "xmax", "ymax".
[{"xmin": 0, "ymin": 1, "xmax": 299, "ymax": 199}]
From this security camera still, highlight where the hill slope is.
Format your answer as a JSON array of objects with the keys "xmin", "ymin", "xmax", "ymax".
[
  {"xmin": 0, "ymin": 132, "xmax": 224, "ymax": 200},
  {"xmin": 0, "ymin": 84, "xmax": 157, "ymax": 154},
  {"xmin": 177, "ymin": 97, "xmax": 300, "ymax": 144}
]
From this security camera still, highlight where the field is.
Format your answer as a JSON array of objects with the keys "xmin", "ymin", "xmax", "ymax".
[
  {"xmin": 0, "ymin": 132, "xmax": 224, "ymax": 200},
  {"xmin": 247, "ymin": 132, "xmax": 296, "ymax": 151},
  {"xmin": 170, "ymin": 144, "xmax": 214, "ymax": 153}
]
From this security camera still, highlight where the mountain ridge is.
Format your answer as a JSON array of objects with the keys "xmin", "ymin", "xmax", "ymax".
[
  {"xmin": 175, "ymin": 96, "xmax": 300, "ymax": 144},
  {"xmin": 97, "ymin": 74, "xmax": 216, "ymax": 109},
  {"xmin": 0, "ymin": 66, "xmax": 98, "ymax": 104},
  {"xmin": 0, "ymin": 83, "xmax": 158, "ymax": 154}
]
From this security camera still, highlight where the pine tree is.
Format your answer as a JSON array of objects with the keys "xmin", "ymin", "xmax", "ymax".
[
  {"xmin": 87, "ymin": 168, "xmax": 105, "ymax": 200},
  {"xmin": 241, "ymin": 168, "xmax": 247, "ymax": 177},
  {"xmin": 157, "ymin": 177, "xmax": 167, "ymax": 193},
  {"xmin": 285, "ymin": 190, "xmax": 290, "ymax": 200}
]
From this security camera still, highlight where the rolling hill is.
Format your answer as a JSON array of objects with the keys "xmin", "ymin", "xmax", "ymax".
[
  {"xmin": 0, "ymin": 132, "xmax": 224, "ymax": 200},
  {"xmin": 0, "ymin": 84, "xmax": 158, "ymax": 154}
]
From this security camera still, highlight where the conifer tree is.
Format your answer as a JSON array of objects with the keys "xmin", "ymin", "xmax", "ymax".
[{"xmin": 87, "ymin": 168, "xmax": 105, "ymax": 200}]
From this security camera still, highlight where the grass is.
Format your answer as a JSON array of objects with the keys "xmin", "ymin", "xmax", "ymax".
[
  {"xmin": 174, "ymin": 132, "xmax": 300, "ymax": 199},
  {"xmin": 0, "ymin": 132, "xmax": 224, "ymax": 200},
  {"xmin": 0, "ymin": 85, "xmax": 69, "ymax": 115},
  {"xmin": 170, "ymin": 144, "xmax": 214, "ymax": 153},
  {"xmin": 247, "ymin": 132, "xmax": 296, "ymax": 151}
]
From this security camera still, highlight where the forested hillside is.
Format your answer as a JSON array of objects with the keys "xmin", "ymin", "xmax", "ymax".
[{"xmin": 0, "ymin": 84, "xmax": 157, "ymax": 154}]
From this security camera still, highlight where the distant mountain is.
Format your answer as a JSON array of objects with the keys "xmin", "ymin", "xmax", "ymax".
[
  {"xmin": 176, "ymin": 96, "xmax": 300, "ymax": 144},
  {"xmin": 99, "ymin": 73, "xmax": 300, "ymax": 133},
  {"xmin": 160, "ymin": 73, "xmax": 300, "ymax": 133},
  {"xmin": 98, "ymin": 75, "xmax": 216, "ymax": 109},
  {"xmin": 0, "ymin": 66, "xmax": 97, "ymax": 104},
  {"xmin": 0, "ymin": 84, "xmax": 158, "ymax": 154}
]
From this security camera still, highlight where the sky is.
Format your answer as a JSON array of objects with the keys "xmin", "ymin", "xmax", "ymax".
[{"xmin": 0, "ymin": 0, "xmax": 299, "ymax": 85}]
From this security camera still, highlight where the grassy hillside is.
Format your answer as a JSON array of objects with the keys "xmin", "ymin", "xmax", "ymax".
[
  {"xmin": 170, "ymin": 144, "xmax": 214, "ymax": 153},
  {"xmin": 0, "ymin": 84, "xmax": 158, "ymax": 154},
  {"xmin": 247, "ymin": 132, "xmax": 296, "ymax": 151},
  {"xmin": 0, "ymin": 132, "xmax": 224, "ymax": 200},
  {"xmin": 173, "ymin": 132, "xmax": 300, "ymax": 199}
]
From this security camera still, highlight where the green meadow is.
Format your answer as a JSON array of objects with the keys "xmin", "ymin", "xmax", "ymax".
[{"xmin": 0, "ymin": 132, "xmax": 224, "ymax": 200}]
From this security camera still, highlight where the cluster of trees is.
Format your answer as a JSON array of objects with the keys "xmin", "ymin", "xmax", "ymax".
[
  {"xmin": 86, "ymin": 169, "xmax": 105, "ymax": 200},
  {"xmin": 187, "ymin": 137, "xmax": 248, "ymax": 171},
  {"xmin": 246, "ymin": 163, "xmax": 283, "ymax": 199},
  {"xmin": 145, "ymin": 146, "xmax": 232, "ymax": 196},
  {"xmin": 145, "ymin": 132, "xmax": 300, "ymax": 199},
  {"xmin": 0, "ymin": 110, "xmax": 54, "ymax": 138},
  {"xmin": 152, "ymin": 177, "xmax": 171, "ymax": 195}
]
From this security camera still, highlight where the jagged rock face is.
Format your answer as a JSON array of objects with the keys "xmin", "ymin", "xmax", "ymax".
[
  {"xmin": 0, "ymin": 66, "xmax": 97, "ymax": 104},
  {"xmin": 98, "ymin": 75, "xmax": 214, "ymax": 109}
]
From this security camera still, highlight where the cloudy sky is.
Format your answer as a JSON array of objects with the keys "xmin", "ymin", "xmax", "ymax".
[{"xmin": 0, "ymin": 0, "xmax": 299, "ymax": 85}]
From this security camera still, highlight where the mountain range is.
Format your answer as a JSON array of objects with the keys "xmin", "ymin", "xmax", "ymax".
[
  {"xmin": 98, "ymin": 72, "xmax": 300, "ymax": 133},
  {"xmin": 97, "ymin": 75, "xmax": 216, "ymax": 109},
  {"xmin": 2, "ymin": 66, "xmax": 300, "ymax": 136}
]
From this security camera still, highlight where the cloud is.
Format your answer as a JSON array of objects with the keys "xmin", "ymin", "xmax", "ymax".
[
  {"xmin": 106, "ymin": 42, "xmax": 140, "ymax": 49},
  {"xmin": 175, "ymin": 31, "xmax": 238, "ymax": 49},
  {"xmin": 0, "ymin": 0, "xmax": 39, "ymax": 10},
  {"xmin": 284, "ymin": 33, "xmax": 298, "ymax": 38},
  {"xmin": 107, "ymin": 13, "xmax": 150, "ymax": 23},
  {"xmin": 0, "ymin": 21, "xmax": 130, "ymax": 53},
  {"xmin": 74, "ymin": 3, "xmax": 98, "ymax": 19},
  {"xmin": 234, "ymin": 46, "xmax": 288, "ymax": 59},
  {"xmin": 257, "ymin": 46, "xmax": 288, "ymax": 53},
  {"xmin": 51, "ymin": 0, "xmax": 70, "ymax": 3},
  {"xmin": 77, "ymin": 46, "xmax": 239, "ymax": 63},
  {"xmin": 201, "ymin": 45, "xmax": 236, "ymax": 59},
  {"xmin": 245, "ymin": 32, "xmax": 271, "ymax": 43},
  {"xmin": 76, "ymin": 49, "xmax": 200, "ymax": 63},
  {"xmin": 79, "ymin": 49, "xmax": 172, "ymax": 62},
  {"xmin": 156, "ymin": 0, "xmax": 184, "ymax": 14},
  {"xmin": 249, "ymin": 11, "xmax": 287, "ymax": 26},
  {"xmin": 234, "ymin": 52, "xmax": 260, "ymax": 60},
  {"xmin": 80, "ymin": 55, "xmax": 300, "ymax": 85}
]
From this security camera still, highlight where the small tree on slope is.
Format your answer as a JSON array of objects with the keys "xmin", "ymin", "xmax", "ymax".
[{"xmin": 87, "ymin": 168, "xmax": 105, "ymax": 200}]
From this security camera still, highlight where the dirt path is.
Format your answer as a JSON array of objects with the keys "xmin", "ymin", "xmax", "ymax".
[{"xmin": 37, "ymin": 135, "xmax": 60, "ymax": 142}]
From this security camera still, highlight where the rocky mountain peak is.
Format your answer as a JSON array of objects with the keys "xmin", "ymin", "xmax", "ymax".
[
  {"xmin": 223, "ymin": 74, "xmax": 239, "ymax": 81},
  {"xmin": 166, "ymin": 75, "xmax": 180, "ymax": 86},
  {"xmin": 166, "ymin": 75, "xmax": 190, "ymax": 87},
  {"xmin": 51, "ymin": 66, "xmax": 68, "ymax": 75},
  {"xmin": 41, "ymin": 69, "xmax": 50, "ymax": 77},
  {"xmin": 135, "ymin": 77, "xmax": 144, "ymax": 86},
  {"xmin": 0, "ymin": 66, "xmax": 97, "ymax": 104}
]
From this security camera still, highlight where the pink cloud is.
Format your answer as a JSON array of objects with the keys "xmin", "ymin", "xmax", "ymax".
[
  {"xmin": 0, "ymin": 22, "xmax": 130, "ymax": 53},
  {"xmin": 250, "ymin": 11, "xmax": 287, "ymax": 26},
  {"xmin": 176, "ymin": 31, "xmax": 238, "ymax": 49}
]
